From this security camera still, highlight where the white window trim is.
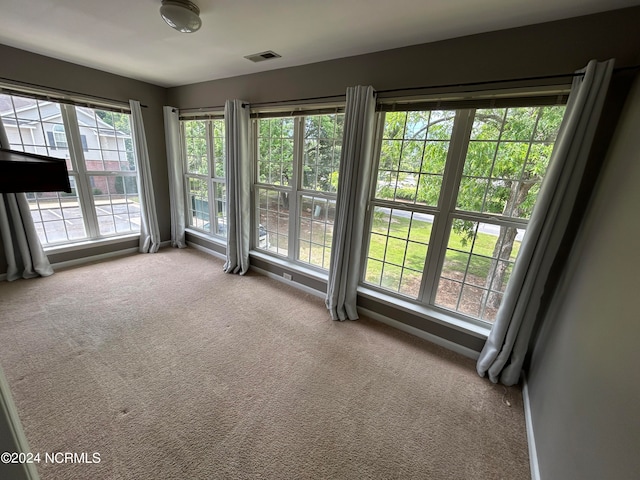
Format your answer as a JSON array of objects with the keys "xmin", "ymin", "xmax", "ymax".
[
  {"xmin": 361, "ymin": 101, "xmax": 565, "ymax": 325},
  {"xmin": 181, "ymin": 118, "xmax": 226, "ymax": 238},
  {"xmin": 252, "ymin": 113, "xmax": 343, "ymax": 273}
]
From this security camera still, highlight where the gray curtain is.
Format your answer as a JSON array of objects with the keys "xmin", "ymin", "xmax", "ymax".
[
  {"xmin": 0, "ymin": 116, "xmax": 53, "ymax": 281},
  {"xmin": 326, "ymin": 85, "xmax": 376, "ymax": 320},
  {"xmin": 477, "ymin": 59, "xmax": 615, "ymax": 386},
  {"xmin": 223, "ymin": 99, "xmax": 251, "ymax": 275},
  {"xmin": 130, "ymin": 100, "xmax": 161, "ymax": 253},
  {"xmin": 163, "ymin": 106, "xmax": 187, "ymax": 248}
]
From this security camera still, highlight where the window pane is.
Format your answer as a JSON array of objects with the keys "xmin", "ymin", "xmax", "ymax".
[
  {"xmin": 364, "ymin": 207, "xmax": 433, "ymax": 299},
  {"xmin": 376, "ymin": 110, "xmax": 453, "ymax": 206},
  {"xmin": 302, "ymin": 114, "xmax": 343, "ymax": 193},
  {"xmin": 457, "ymin": 106, "xmax": 565, "ymax": 220},
  {"xmin": 77, "ymin": 107, "xmax": 135, "ymax": 173},
  {"xmin": 26, "ymin": 181, "xmax": 87, "ymax": 245},
  {"xmin": 212, "ymin": 119, "xmax": 225, "ymax": 178},
  {"xmin": 297, "ymin": 195, "xmax": 336, "ymax": 270},
  {"xmin": 0, "ymin": 96, "xmax": 72, "ymax": 161},
  {"xmin": 213, "ymin": 182, "xmax": 227, "ymax": 237},
  {"xmin": 91, "ymin": 175, "xmax": 141, "ymax": 236},
  {"xmin": 258, "ymin": 118, "xmax": 294, "ymax": 186},
  {"xmin": 257, "ymin": 188, "xmax": 288, "ymax": 256},
  {"xmin": 187, "ymin": 177, "xmax": 209, "ymax": 231},
  {"xmin": 435, "ymin": 219, "xmax": 524, "ymax": 322}
]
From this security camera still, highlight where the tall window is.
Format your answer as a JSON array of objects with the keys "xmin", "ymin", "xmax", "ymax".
[
  {"xmin": 0, "ymin": 93, "xmax": 141, "ymax": 245},
  {"xmin": 181, "ymin": 118, "xmax": 226, "ymax": 237},
  {"xmin": 255, "ymin": 112, "xmax": 344, "ymax": 270},
  {"xmin": 364, "ymin": 104, "xmax": 566, "ymax": 323}
]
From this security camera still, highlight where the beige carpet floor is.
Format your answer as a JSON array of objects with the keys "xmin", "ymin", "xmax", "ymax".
[{"xmin": 0, "ymin": 248, "xmax": 529, "ymax": 479}]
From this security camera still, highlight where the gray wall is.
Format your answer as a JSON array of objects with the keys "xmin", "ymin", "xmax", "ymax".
[
  {"xmin": 168, "ymin": 7, "xmax": 640, "ymax": 108},
  {"xmin": 0, "ymin": 44, "xmax": 171, "ymax": 273},
  {"xmin": 527, "ymin": 76, "xmax": 640, "ymax": 480}
]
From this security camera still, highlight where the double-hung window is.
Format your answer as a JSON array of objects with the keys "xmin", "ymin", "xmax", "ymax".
[
  {"xmin": 254, "ymin": 112, "xmax": 344, "ymax": 270},
  {"xmin": 0, "ymin": 93, "xmax": 141, "ymax": 245},
  {"xmin": 363, "ymin": 100, "xmax": 566, "ymax": 323},
  {"xmin": 181, "ymin": 117, "xmax": 226, "ymax": 237}
]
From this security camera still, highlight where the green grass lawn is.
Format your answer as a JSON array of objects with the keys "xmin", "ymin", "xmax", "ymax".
[{"xmin": 365, "ymin": 212, "xmax": 520, "ymax": 294}]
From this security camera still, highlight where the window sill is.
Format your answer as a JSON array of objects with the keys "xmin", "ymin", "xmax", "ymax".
[
  {"xmin": 185, "ymin": 227, "xmax": 226, "ymax": 246},
  {"xmin": 357, "ymin": 286, "xmax": 491, "ymax": 339},
  {"xmin": 44, "ymin": 234, "xmax": 140, "ymax": 255}
]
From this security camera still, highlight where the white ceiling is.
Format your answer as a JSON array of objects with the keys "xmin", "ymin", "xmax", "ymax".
[{"xmin": 0, "ymin": 0, "xmax": 638, "ymax": 88}]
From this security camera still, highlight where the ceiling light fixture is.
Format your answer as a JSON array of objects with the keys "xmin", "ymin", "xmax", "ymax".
[{"xmin": 160, "ymin": 0, "xmax": 202, "ymax": 33}]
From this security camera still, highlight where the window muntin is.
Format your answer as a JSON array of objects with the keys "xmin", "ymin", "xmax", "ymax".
[
  {"xmin": 364, "ymin": 104, "xmax": 565, "ymax": 323},
  {"xmin": 0, "ymin": 93, "xmax": 141, "ymax": 246},
  {"xmin": 377, "ymin": 111, "xmax": 453, "ymax": 206},
  {"xmin": 255, "ymin": 113, "xmax": 344, "ymax": 270},
  {"xmin": 182, "ymin": 118, "xmax": 226, "ymax": 236},
  {"xmin": 365, "ymin": 207, "xmax": 433, "ymax": 297}
]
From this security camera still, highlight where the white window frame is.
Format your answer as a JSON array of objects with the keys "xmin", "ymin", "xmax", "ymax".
[
  {"xmin": 362, "ymin": 97, "xmax": 567, "ymax": 326},
  {"xmin": 180, "ymin": 116, "xmax": 226, "ymax": 238},
  {"xmin": 252, "ymin": 110, "xmax": 344, "ymax": 272},
  {"xmin": 1, "ymin": 92, "xmax": 141, "ymax": 246}
]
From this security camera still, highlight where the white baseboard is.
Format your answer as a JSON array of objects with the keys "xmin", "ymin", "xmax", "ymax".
[
  {"xmin": 51, "ymin": 247, "xmax": 139, "ymax": 271},
  {"xmin": 159, "ymin": 240, "xmax": 172, "ymax": 248},
  {"xmin": 522, "ymin": 372, "xmax": 541, "ymax": 480},
  {"xmin": 186, "ymin": 241, "xmax": 226, "ymax": 261},
  {"xmin": 249, "ymin": 265, "xmax": 326, "ymax": 299},
  {"xmin": 185, "ymin": 246, "xmax": 325, "ymax": 299},
  {"xmin": 358, "ymin": 306, "xmax": 481, "ymax": 360}
]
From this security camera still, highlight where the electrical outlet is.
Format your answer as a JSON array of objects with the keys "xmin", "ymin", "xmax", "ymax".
[{"xmin": 283, "ymin": 273, "xmax": 292, "ymax": 281}]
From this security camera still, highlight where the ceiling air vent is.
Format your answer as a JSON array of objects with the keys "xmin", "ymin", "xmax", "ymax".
[{"xmin": 244, "ymin": 51, "xmax": 282, "ymax": 63}]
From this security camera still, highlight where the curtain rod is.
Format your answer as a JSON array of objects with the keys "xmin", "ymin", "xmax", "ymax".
[
  {"xmin": 178, "ymin": 70, "xmax": 584, "ymax": 112},
  {"xmin": 378, "ymin": 65, "xmax": 639, "ymax": 96},
  {"xmin": 0, "ymin": 76, "xmax": 148, "ymax": 108},
  {"xmin": 173, "ymin": 64, "xmax": 640, "ymax": 114},
  {"xmin": 178, "ymin": 93, "xmax": 347, "ymax": 114},
  {"xmin": 376, "ymin": 72, "xmax": 584, "ymax": 95}
]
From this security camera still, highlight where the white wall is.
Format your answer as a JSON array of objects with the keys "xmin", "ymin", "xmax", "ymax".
[{"xmin": 527, "ymin": 75, "xmax": 640, "ymax": 479}]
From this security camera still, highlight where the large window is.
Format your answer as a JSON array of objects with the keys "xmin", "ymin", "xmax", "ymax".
[
  {"xmin": 364, "ymin": 104, "xmax": 566, "ymax": 323},
  {"xmin": 181, "ymin": 118, "xmax": 226, "ymax": 237},
  {"xmin": 0, "ymin": 93, "xmax": 141, "ymax": 245},
  {"xmin": 254, "ymin": 112, "xmax": 344, "ymax": 270}
]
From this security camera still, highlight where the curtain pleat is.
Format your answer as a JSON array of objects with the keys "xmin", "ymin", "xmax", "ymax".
[
  {"xmin": 223, "ymin": 99, "xmax": 251, "ymax": 275},
  {"xmin": 130, "ymin": 100, "xmax": 161, "ymax": 253},
  {"xmin": 0, "ymin": 116, "xmax": 53, "ymax": 281},
  {"xmin": 163, "ymin": 106, "xmax": 187, "ymax": 248},
  {"xmin": 325, "ymin": 85, "xmax": 376, "ymax": 320},
  {"xmin": 476, "ymin": 59, "xmax": 615, "ymax": 386}
]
